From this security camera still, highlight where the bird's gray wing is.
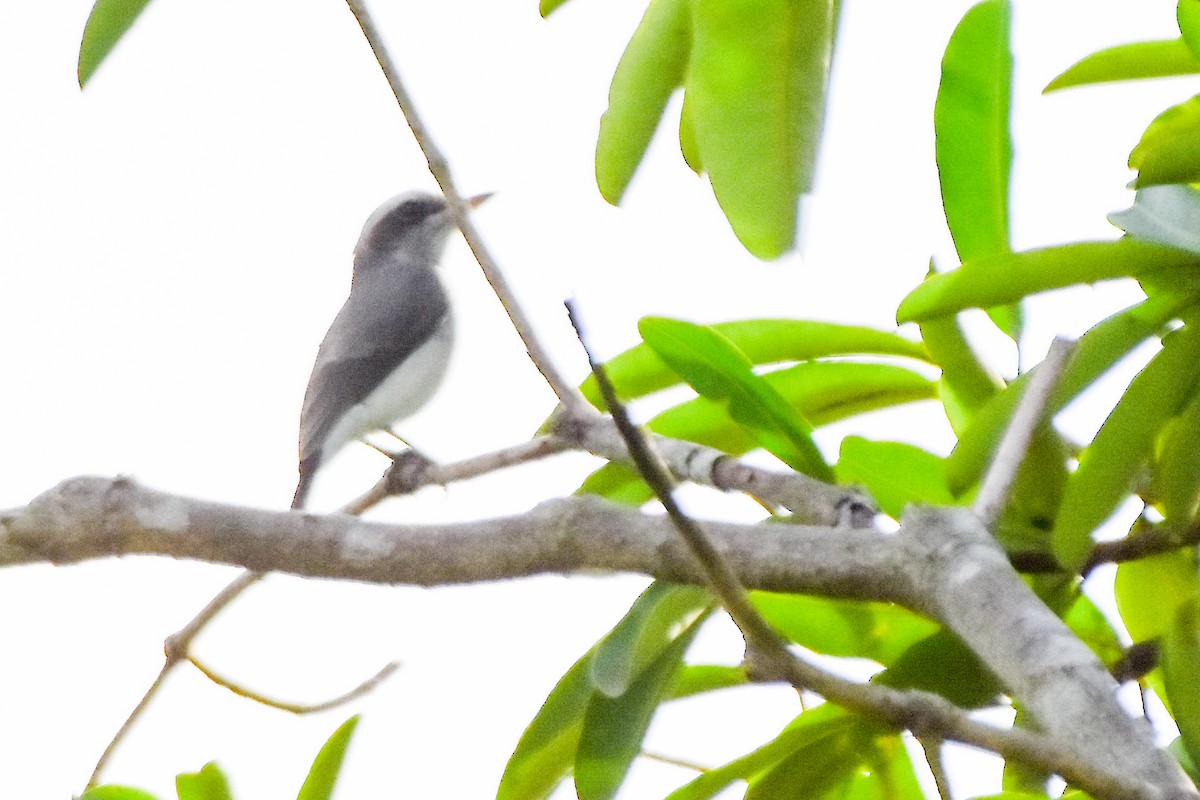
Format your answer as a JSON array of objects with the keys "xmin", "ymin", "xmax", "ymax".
[{"xmin": 295, "ymin": 266, "xmax": 448, "ymax": 504}]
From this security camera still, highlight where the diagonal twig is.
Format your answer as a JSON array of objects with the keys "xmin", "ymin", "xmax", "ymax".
[{"xmin": 973, "ymin": 337, "xmax": 1076, "ymax": 532}]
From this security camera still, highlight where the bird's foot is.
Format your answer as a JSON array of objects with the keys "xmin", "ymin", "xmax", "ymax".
[{"xmin": 383, "ymin": 448, "xmax": 437, "ymax": 497}]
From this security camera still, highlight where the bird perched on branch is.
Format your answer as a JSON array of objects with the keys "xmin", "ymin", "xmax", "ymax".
[{"xmin": 292, "ymin": 191, "xmax": 490, "ymax": 509}]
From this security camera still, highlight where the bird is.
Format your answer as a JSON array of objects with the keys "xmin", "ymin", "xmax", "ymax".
[{"xmin": 291, "ymin": 190, "xmax": 490, "ymax": 509}]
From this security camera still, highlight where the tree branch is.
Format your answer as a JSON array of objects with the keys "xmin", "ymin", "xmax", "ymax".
[
  {"xmin": 7, "ymin": 476, "xmax": 1195, "ymax": 799},
  {"xmin": 343, "ymin": 0, "xmax": 586, "ymax": 415}
]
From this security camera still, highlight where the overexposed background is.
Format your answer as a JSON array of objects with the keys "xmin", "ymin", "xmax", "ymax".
[{"xmin": 0, "ymin": 1, "xmax": 1189, "ymax": 797}]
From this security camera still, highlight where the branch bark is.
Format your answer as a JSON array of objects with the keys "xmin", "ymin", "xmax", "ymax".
[{"xmin": 4, "ymin": 475, "xmax": 1196, "ymax": 798}]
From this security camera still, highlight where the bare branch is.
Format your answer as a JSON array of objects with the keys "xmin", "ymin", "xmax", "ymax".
[
  {"xmin": 187, "ymin": 655, "xmax": 399, "ymax": 715},
  {"xmin": 343, "ymin": 0, "xmax": 585, "ymax": 415},
  {"xmin": 974, "ymin": 337, "xmax": 1076, "ymax": 531},
  {"xmin": 8, "ymin": 475, "xmax": 1195, "ymax": 799}
]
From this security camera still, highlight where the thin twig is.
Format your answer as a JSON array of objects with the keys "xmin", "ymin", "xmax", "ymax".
[
  {"xmin": 187, "ymin": 656, "xmax": 399, "ymax": 715},
  {"xmin": 919, "ymin": 736, "xmax": 953, "ymax": 800},
  {"xmin": 343, "ymin": 0, "xmax": 586, "ymax": 416},
  {"xmin": 341, "ymin": 435, "xmax": 572, "ymax": 516},
  {"xmin": 86, "ymin": 570, "xmax": 263, "ymax": 788},
  {"xmin": 974, "ymin": 338, "xmax": 1076, "ymax": 531}
]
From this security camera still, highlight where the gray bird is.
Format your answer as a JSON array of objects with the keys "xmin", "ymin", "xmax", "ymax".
[{"xmin": 292, "ymin": 191, "xmax": 489, "ymax": 509}]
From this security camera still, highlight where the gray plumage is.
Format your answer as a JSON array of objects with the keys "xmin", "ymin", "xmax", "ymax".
[{"xmin": 292, "ymin": 191, "xmax": 472, "ymax": 509}]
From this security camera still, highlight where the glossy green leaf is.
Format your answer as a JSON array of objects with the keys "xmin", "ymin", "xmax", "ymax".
[
  {"xmin": 919, "ymin": 316, "xmax": 1003, "ymax": 432},
  {"xmin": 575, "ymin": 616, "xmax": 704, "ymax": 800},
  {"xmin": 649, "ymin": 361, "xmax": 935, "ymax": 447},
  {"xmin": 1156, "ymin": 387, "xmax": 1200, "ymax": 521},
  {"xmin": 873, "ymin": 629, "xmax": 1002, "ymax": 709},
  {"xmin": 848, "ymin": 736, "xmax": 924, "ymax": 800},
  {"xmin": 679, "ymin": 91, "xmax": 703, "ymax": 173},
  {"xmin": 1110, "ymin": 184, "xmax": 1200, "ymax": 255},
  {"xmin": 1054, "ymin": 317, "xmax": 1200, "ymax": 568},
  {"xmin": 79, "ymin": 788, "xmax": 160, "ymax": 800},
  {"xmin": 1170, "ymin": 736, "xmax": 1200, "ymax": 785},
  {"xmin": 596, "ymin": 0, "xmax": 691, "ymax": 204},
  {"xmin": 668, "ymin": 664, "xmax": 748, "ymax": 699},
  {"xmin": 590, "ymin": 582, "xmax": 711, "ymax": 697},
  {"xmin": 539, "ymin": 0, "xmax": 571, "ymax": 16},
  {"xmin": 836, "ymin": 437, "xmax": 955, "ymax": 519},
  {"xmin": 1130, "ymin": 94, "xmax": 1200, "ymax": 187},
  {"xmin": 936, "ymin": 0, "xmax": 1020, "ymax": 341},
  {"xmin": 1116, "ymin": 548, "xmax": 1200, "ymax": 644},
  {"xmin": 936, "ymin": 0, "xmax": 1012, "ymax": 263},
  {"xmin": 665, "ymin": 704, "xmax": 855, "ymax": 800},
  {"xmin": 497, "ymin": 650, "xmax": 595, "ymax": 800},
  {"xmin": 78, "ymin": 0, "xmax": 155, "ymax": 87},
  {"xmin": 685, "ymin": 0, "xmax": 833, "ymax": 257},
  {"xmin": 752, "ymin": 591, "xmax": 939, "ymax": 664},
  {"xmin": 898, "ymin": 240, "xmax": 1200, "ymax": 323},
  {"xmin": 1044, "ymin": 38, "xmax": 1200, "ymax": 92},
  {"xmin": 1063, "ymin": 593, "xmax": 1125, "ymax": 668},
  {"xmin": 1163, "ymin": 596, "xmax": 1200, "ymax": 769},
  {"xmin": 1182, "ymin": 0, "xmax": 1200, "ymax": 60},
  {"xmin": 296, "ymin": 716, "xmax": 359, "ymax": 800},
  {"xmin": 176, "ymin": 763, "xmax": 233, "ymax": 800},
  {"xmin": 639, "ymin": 317, "xmax": 833, "ymax": 481},
  {"xmin": 947, "ymin": 290, "xmax": 1195, "ymax": 493},
  {"xmin": 579, "ymin": 318, "xmax": 929, "ymax": 410},
  {"xmin": 745, "ymin": 715, "xmax": 881, "ymax": 800},
  {"xmin": 579, "ymin": 361, "xmax": 934, "ymax": 502}
]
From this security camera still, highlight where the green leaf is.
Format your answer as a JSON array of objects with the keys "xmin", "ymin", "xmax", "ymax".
[
  {"xmin": 936, "ymin": 0, "xmax": 1012, "ymax": 263},
  {"xmin": 897, "ymin": 240, "xmax": 1200, "ymax": 323},
  {"xmin": 745, "ymin": 715, "xmax": 881, "ymax": 800},
  {"xmin": 873, "ymin": 629, "xmax": 1002, "ymax": 709},
  {"xmin": 579, "ymin": 318, "xmax": 929, "ymax": 410},
  {"xmin": 575, "ymin": 616, "xmax": 705, "ymax": 800},
  {"xmin": 1044, "ymin": 39, "xmax": 1200, "ymax": 92},
  {"xmin": 752, "ymin": 592, "xmax": 939, "ymax": 664},
  {"xmin": 596, "ymin": 0, "xmax": 691, "ymax": 204},
  {"xmin": 590, "ymin": 582, "xmax": 711, "ymax": 697},
  {"xmin": 538, "ymin": 0, "xmax": 571, "ymax": 16},
  {"xmin": 947, "ymin": 290, "xmax": 1195, "ymax": 494},
  {"xmin": 836, "ymin": 437, "xmax": 955, "ymax": 519},
  {"xmin": 1162, "ymin": 595, "xmax": 1200, "ymax": 769},
  {"xmin": 497, "ymin": 649, "xmax": 595, "ymax": 800},
  {"xmin": 1130, "ymin": 95, "xmax": 1200, "ymax": 187},
  {"xmin": 78, "ymin": 0, "xmax": 155, "ymax": 88},
  {"xmin": 639, "ymin": 317, "xmax": 833, "ymax": 481},
  {"xmin": 1054, "ymin": 317, "xmax": 1200, "ymax": 568},
  {"xmin": 919, "ymin": 315, "xmax": 1003, "ymax": 432},
  {"xmin": 1063, "ymin": 592, "xmax": 1126, "ymax": 669},
  {"xmin": 1110, "ymin": 184, "xmax": 1200, "ymax": 255},
  {"xmin": 685, "ymin": 0, "xmax": 833, "ymax": 258},
  {"xmin": 668, "ymin": 664, "xmax": 748, "ymax": 699},
  {"xmin": 1116, "ymin": 548, "xmax": 1200, "ymax": 644},
  {"xmin": 176, "ymin": 763, "xmax": 233, "ymax": 800},
  {"xmin": 79, "ymin": 788, "xmax": 161, "ymax": 800},
  {"xmin": 499, "ymin": 584, "xmax": 712, "ymax": 799},
  {"xmin": 1180, "ymin": 0, "xmax": 1200, "ymax": 63},
  {"xmin": 295, "ymin": 716, "xmax": 359, "ymax": 800},
  {"xmin": 936, "ymin": 0, "xmax": 1020, "ymax": 341},
  {"xmin": 580, "ymin": 360, "xmax": 934, "ymax": 503},
  {"xmin": 665, "ymin": 704, "xmax": 856, "ymax": 800},
  {"xmin": 1156, "ymin": 388, "xmax": 1200, "ymax": 521}
]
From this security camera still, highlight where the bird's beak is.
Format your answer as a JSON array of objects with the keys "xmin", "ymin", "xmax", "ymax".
[{"xmin": 467, "ymin": 192, "xmax": 493, "ymax": 208}]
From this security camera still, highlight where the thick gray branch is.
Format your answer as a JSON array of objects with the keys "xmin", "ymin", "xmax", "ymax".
[
  {"xmin": 2, "ymin": 477, "xmax": 900, "ymax": 599},
  {"xmin": 903, "ymin": 506, "xmax": 1193, "ymax": 796},
  {"xmin": 4, "ymin": 477, "xmax": 1194, "ymax": 798}
]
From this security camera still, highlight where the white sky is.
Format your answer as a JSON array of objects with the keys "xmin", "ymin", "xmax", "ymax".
[{"xmin": 0, "ymin": 0, "xmax": 1192, "ymax": 798}]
